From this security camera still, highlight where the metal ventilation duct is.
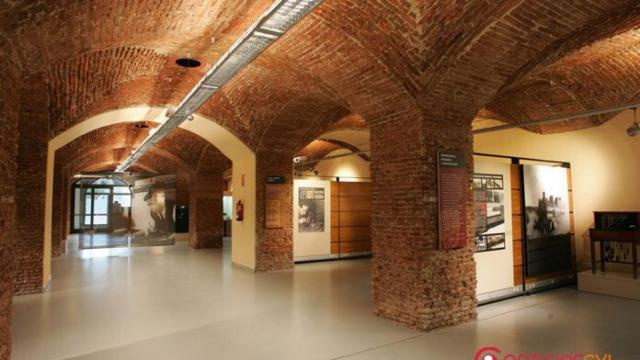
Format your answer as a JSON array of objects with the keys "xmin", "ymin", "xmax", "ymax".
[{"xmin": 116, "ymin": 0, "xmax": 324, "ymax": 172}]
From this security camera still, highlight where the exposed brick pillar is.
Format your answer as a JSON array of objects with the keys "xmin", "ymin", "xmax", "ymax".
[
  {"xmin": 255, "ymin": 151, "xmax": 293, "ymax": 272},
  {"xmin": 14, "ymin": 80, "xmax": 49, "ymax": 295},
  {"xmin": 189, "ymin": 146, "xmax": 226, "ymax": 249},
  {"xmin": 370, "ymin": 112, "xmax": 477, "ymax": 331},
  {"xmin": 175, "ymin": 171, "xmax": 190, "ymax": 207},
  {"xmin": 0, "ymin": 70, "xmax": 19, "ymax": 360}
]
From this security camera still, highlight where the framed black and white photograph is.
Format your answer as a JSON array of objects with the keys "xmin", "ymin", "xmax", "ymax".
[
  {"xmin": 131, "ymin": 175, "xmax": 177, "ymax": 245},
  {"xmin": 298, "ymin": 187, "xmax": 325, "ymax": 232},
  {"xmin": 473, "ymin": 173, "xmax": 506, "ymax": 253},
  {"xmin": 523, "ymin": 165, "xmax": 572, "ymax": 276}
]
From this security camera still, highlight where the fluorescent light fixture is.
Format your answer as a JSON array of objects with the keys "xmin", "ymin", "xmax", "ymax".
[{"xmin": 116, "ymin": 0, "xmax": 324, "ymax": 172}]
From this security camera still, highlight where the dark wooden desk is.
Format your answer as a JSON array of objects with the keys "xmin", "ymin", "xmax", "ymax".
[{"xmin": 589, "ymin": 229, "xmax": 639, "ymax": 279}]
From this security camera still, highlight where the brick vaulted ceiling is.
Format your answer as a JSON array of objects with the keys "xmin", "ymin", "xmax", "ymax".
[
  {"xmin": 55, "ymin": 122, "xmax": 228, "ymax": 178},
  {"xmin": 3, "ymin": 0, "xmax": 640, "ymax": 172}
]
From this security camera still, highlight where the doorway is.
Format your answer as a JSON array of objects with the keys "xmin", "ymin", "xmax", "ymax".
[{"xmin": 71, "ymin": 177, "xmax": 132, "ymax": 234}]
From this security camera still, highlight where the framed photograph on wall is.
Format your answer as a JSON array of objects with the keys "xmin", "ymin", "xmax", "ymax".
[
  {"xmin": 473, "ymin": 173, "xmax": 506, "ymax": 253},
  {"xmin": 522, "ymin": 165, "xmax": 572, "ymax": 277},
  {"xmin": 298, "ymin": 187, "xmax": 325, "ymax": 232}
]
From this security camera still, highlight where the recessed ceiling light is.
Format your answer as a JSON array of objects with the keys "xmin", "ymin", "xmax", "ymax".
[{"xmin": 176, "ymin": 58, "xmax": 202, "ymax": 68}]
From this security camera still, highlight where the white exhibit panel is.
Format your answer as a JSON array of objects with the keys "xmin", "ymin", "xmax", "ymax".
[
  {"xmin": 293, "ymin": 179, "xmax": 332, "ymax": 260},
  {"xmin": 473, "ymin": 157, "xmax": 515, "ymax": 299}
]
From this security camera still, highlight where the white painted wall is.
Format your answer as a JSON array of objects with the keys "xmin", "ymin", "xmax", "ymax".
[
  {"xmin": 474, "ymin": 110, "xmax": 640, "ymax": 267},
  {"xmin": 314, "ymin": 149, "xmax": 371, "ymax": 180}
]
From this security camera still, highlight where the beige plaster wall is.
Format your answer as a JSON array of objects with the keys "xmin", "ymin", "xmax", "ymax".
[{"xmin": 474, "ymin": 110, "xmax": 640, "ymax": 266}]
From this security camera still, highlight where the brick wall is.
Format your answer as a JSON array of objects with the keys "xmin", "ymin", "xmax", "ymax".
[
  {"xmin": 14, "ymin": 78, "xmax": 49, "ymax": 295},
  {"xmin": 0, "ymin": 68, "xmax": 19, "ymax": 360},
  {"xmin": 189, "ymin": 146, "xmax": 227, "ymax": 249},
  {"xmin": 255, "ymin": 151, "xmax": 293, "ymax": 272},
  {"xmin": 176, "ymin": 172, "xmax": 191, "ymax": 207}
]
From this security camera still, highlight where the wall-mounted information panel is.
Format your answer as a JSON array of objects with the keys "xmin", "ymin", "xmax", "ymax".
[{"xmin": 438, "ymin": 150, "xmax": 468, "ymax": 250}]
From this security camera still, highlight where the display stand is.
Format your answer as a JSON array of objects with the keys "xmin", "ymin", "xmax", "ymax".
[
  {"xmin": 474, "ymin": 153, "xmax": 576, "ymax": 304},
  {"xmin": 589, "ymin": 211, "xmax": 640, "ymax": 279}
]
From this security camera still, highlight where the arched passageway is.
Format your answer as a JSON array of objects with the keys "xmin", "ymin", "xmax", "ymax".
[{"xmin": 42, "ymin": 106, "xmax": 257, "ymax": 288}]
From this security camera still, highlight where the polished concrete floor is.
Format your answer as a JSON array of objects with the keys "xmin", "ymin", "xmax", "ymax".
[{"xmin": 12, "ymin": 237, "xmax": 640, "ymax": 360}]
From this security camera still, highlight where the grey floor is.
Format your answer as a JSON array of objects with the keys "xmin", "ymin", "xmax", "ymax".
[{"xmin": 12, "ymin": 237, "xmax": 640, "ymax": 360}]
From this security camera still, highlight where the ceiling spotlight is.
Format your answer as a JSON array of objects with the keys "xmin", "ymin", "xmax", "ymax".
[
  {"xmin": 628, "ymin": 108, "xmax": 640, "ymax": 137},
  {"xmin": 293, "ymin": 156, "xmax": 307, "ymax": 164},
  {"xmin": 176, "ymin": 58, "xmax": 201, "ymax": 68}
]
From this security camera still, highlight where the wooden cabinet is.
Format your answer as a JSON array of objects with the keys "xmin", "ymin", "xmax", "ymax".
[{"xmin": 590, "ymin": 211, "xmax": 640, "ymax": 279}]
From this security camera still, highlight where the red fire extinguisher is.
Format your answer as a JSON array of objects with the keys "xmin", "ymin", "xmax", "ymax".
[{"xmin": 236, "ymin": 200, "xmax": 244, "ymax": 222}]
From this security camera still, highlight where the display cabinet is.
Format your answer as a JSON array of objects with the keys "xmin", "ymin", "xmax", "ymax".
[{"xmin": 590, "ymin": 211, "xmax": 640, "ymax": 279}]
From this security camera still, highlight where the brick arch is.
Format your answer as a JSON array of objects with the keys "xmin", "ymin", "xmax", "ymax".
[
  {"xmin": 50, "ymin": 121, "xmax": 232, "ymax": 257},
  {"xmin": 295, "ymin": 138, "xmax": 369, "ymax": 172},
  {"xmin": 55, "ymin": 122, "xmax": 154, "ymax": 166},
  {"xmin": 0, "ymin": 0, "xmax": 273, "ymax": 75},
  {"xmin": 65, "ymin": 146, "xmax": 192, "ymax": 176},
  {"xmin": 51, "ymin": 122, "xmax": 206, "ymax": 257},
  {"xmin": 484, "ymin": 80, "xmax": 604, "ymax": 134},
  {"xmin": 499, "ymin": 4, "xmax": 640, "ymax": 96},
  {"xmin": 484, "ymin": 27, "xmax": 640, "ymax": 133},
  {"xmin": 44, "ymin": 47, "xmax": 166, "ymax": 136},
  {"xmin": 252, "ymin": 97, "xmax": 351, "ymax": 154},
  {"xmin": 43, "ymin": 106, "xmax": 258, "ymax": 284}
]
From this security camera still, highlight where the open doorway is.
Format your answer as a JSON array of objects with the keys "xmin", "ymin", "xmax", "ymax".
[
  {"xmin": 292, "ymin": 130, "xmax": 372, "ymax": 262},
  {"xmin": 72, "ymin": 176, "xmax": 132, "ymax": 234}
]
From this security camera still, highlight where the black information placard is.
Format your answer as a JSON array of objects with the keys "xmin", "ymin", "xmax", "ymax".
[
  {"xmin": 437, "ymin": 150, "xmax": 468, "ymax": 250},
  {"xmin": 266, "ymin": 176, "xmax": 287, "ymax": 184}
]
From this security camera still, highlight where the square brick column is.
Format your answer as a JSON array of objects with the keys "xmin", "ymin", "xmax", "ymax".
[
  {"xmin": 189, "ymin": 147, "xmax": 227, "ymax": 249},
  {"xmin": 189, "ymin": 176, "xmax": 224, "ymax": 249},
  {"xmin": 255, "ymin": 151, "xmax": 293, "ymax": 272},
  {"xmin": 0, "ymin": 71, "xmax": 19, "ymax": 360},
  {"xmin": 370, "ymin": 114, "xmax": 477, "ymax": 331},
  {"xmin": 14, "ymin": 83, "xmax": 49, "ymax": 295}
]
